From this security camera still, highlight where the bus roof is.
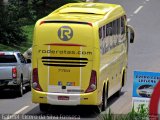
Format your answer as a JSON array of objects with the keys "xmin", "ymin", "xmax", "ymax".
[{"xmin": 40, "ymin": 3, "xmax": 125, "ymax": 25}]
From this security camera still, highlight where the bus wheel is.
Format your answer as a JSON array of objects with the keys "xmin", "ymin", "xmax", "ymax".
[
  {"xmin": 101, "ymin": 86, "xmax": 108, "ymax": 111},
  {"xmin": 39, "ymin": 103, "xmax": 49, "ymax": 112}
]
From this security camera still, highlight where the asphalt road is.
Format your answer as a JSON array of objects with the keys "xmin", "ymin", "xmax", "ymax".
[
  {"xmin": 102, "ymin": 0, "xmax": 160, "ymax": 114},
  {"xmin": 0, "ymin": 0, "xmax": 160, "ymax": 120}
]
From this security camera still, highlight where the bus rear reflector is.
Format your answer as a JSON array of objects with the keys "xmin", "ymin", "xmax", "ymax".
[
  {"xmin": 32, "ymin": 68, "xmax": 42, "ymax": 91},
  {"xmin": 85, "ymin": 70, "xmax": 97, "ymax": 93}
]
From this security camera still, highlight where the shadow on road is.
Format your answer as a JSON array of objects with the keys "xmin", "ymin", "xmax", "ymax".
[
  {"xmin": 23, "ymin": 91, "xmax": 126, "ymax": 120},
  {"xmin": 0, "ymin": 89, "xmax": 30, "ymax": 99},
  {"xmin": 107, "ymin": 91, "xmax": 126, "ymax": 108},
  {"xmin": 26, "ymin": 105, "xmax": 100, "ymax": 119}
]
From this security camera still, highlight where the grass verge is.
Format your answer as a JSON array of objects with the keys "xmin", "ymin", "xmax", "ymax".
[{"xmin": 100, "ymin": 104, "xmax": 149, "ymax": 120}]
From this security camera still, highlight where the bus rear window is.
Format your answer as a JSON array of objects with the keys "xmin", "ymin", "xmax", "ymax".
[{"xmin": 0, "ymin": 55, "xmax": 17, "ymax": 63}]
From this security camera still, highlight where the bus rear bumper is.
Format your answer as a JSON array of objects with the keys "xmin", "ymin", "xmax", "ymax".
[{"xmin": 32, "ymin": 89, "xmax": 100, "ymax": 106}]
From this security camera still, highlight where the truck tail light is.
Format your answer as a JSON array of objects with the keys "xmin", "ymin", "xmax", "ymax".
[
  {"xmin": 0, "ymin": 53, "xmax": 5, "ymax": 56},
  {"xmin": 12, "ymin": 67, "xmax": 17, "ymax": 79},
  {"xmin": 85, "ymin": 70, "xmax": 97, "ymax": 93},
  {"xmin": 32, "ymin": 68, "xmax": 42, "ymax": 91}
]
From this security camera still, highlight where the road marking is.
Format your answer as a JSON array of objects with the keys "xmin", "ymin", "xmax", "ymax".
[
  {"xmin": 146, "ymin": 0, "xmax": 150, "ymax": 1},
  {"xmin": 14, "ymin": 106, "xmax": 29, "ymax": 114},
  {"xmin": 5, "ymin": 106, "xmax": 29, "ymax": 120},
  {"xmin": 134, "ymin": 6, "xmax": 143, "ymax": 14}
]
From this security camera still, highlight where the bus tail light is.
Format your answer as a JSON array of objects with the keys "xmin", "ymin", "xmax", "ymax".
[
  {"xmin": 12, "ymin": 67, "xmax": 17, "ymax": 79},
  {"xmin": 85, "ymin": 70, "xmax": 97, "ymax": 93},
  {"xmin": 32, "ymin": 68, "xmax": 43, "ymax": 91}
]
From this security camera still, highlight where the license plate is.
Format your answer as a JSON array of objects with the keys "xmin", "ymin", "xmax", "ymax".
[{"xmin": 58, "ymin": 96, "xmax": 69, "ymax": 100}]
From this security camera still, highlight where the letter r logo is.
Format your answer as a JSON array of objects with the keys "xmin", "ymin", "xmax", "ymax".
[{"xmin": 58, "ymin": 26, "xmax": 73, "ymax": 41}]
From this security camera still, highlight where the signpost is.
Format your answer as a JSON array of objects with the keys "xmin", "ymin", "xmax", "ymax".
[{"xmin": 132, "ymin": 71, "xmax": 160, "ymax": 111}]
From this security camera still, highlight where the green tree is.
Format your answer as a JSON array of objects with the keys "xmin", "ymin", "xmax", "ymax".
[
  {"xmin": 28, "ymin": 0, "xmax": 82, "ymax": 22},
  {"xmin": 0, "ymin": 0, "xmax": 82, "ymax": 48},
  {"xmin": 0, "ymin": 1, "xmax": 27, "ymax": 46}
]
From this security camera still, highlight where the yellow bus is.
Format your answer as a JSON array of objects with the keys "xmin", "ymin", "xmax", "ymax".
[{"xmin": 32, "ymin": 3, "xmax": 134, "ymax": 112}]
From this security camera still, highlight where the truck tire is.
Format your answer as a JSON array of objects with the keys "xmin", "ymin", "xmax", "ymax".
[
  {"xmin": 17, "ymin": 80, "xmax": 23, "ymax": 97},
  {"xmin": 26, "ymin": 81, "xmax": 31, "ymax": 91}
]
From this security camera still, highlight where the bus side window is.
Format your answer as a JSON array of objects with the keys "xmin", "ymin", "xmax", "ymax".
[
  {"xmin": 103, "ymin": 25, "xmax": 106, "ymax": 39},
  {"xmin": 99, "ymin": 27, "xmax": 104, "ymax": 54},
  {"xmin": 99, "ymin": 27, "xmax": 102, "ymax": 39},
  {"xmin": 113, "ymin": 19, "xmax": 119, "ymax": 46},
  {"xmin": 106, "ymin": 24, "xmax": 108, "ymax": 36},
  {"xmin": 106, "ymin": 23, "xmax": 112, "ymax": 36},
  {"xmin": 103, "ymin": 24, "xmax": 108, "ymax": 53},
  {"xmin": 106, "ymin": 22, "xmax": 113, "ymax": 49},
  {"xmin": 112, "ymin": 20, "xmax": 115, "ymax": 36},
  {"xmin": 121, "ymin": 16, "xmax": 125, "ymax": 35},
  {"xmin": 115, "ymin": 19, "xmax": 119, "ymax": 35},
  {"xmin": 117, "ymin": 18, "xmax": 121, "ymax": 35},
  {"xmin": 117, "ymin": 18, "xmax": 121, "ymax": 44}
]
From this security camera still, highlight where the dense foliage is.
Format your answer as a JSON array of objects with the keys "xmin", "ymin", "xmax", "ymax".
[
  {"xmin": 0, "ymin": 0, "xmax": 82, "ymax": 48},
  {"xmin": 28, "ymin": 0, "xmax": 82, "ymax": 23},
  {"xmin": 0, "ymin": 1, "xmax": 27, "ymax": 46}
]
